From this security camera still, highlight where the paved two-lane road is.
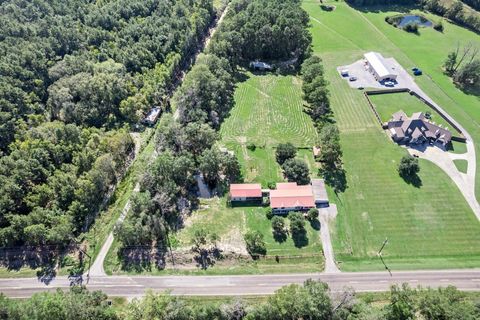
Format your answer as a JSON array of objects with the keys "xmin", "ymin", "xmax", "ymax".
[{"xmin": 2, "ymin": 269, "xmax": 480, "ymax": 298}]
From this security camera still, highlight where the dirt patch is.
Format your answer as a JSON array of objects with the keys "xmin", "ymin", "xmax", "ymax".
[{"xmin": 218, "ymin": 227, "xmax": 248, "ymax": 255}]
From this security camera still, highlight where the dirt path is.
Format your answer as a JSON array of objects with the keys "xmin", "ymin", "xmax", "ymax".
[{"xmin": 173, "ymin": 5, "xmax": 229, "ymax": 121}]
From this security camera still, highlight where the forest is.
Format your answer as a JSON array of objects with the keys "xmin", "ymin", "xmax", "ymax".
[
  {"xmin": 0, "ymin": 281, "xmax": 479, "ymax": 319},
  {"xmin": 0, "ymin": 0, "xmax": 216, "ymax": 246},
  {"xmin": 115, "ymin": 0, "xmax": 313, "ymax": 256}
]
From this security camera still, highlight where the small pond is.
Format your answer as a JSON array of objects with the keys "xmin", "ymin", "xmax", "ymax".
[{"xmin": 397, "ymin": 15, "xmax": 432, "ymax": 28}]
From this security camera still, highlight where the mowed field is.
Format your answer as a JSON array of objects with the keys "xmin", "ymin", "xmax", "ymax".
[
  {"xmin": 220, "ymin": 73, "xmax": 318, "ymax": 186},
  {"xmin": 303, "ymin": 0, "xmax": 480, "ymax": 271}
]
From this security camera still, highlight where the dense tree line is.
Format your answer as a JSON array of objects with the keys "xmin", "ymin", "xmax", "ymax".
[
  {"xmin": 208, "ymin": 0, "xmax": 312, "ymax": 65},
  {"xmin": 422, "ymin": 0, "xmax": 480, "ymax": 33},
  {"xmin": 300, "ymin": 56, "xmax": 346, "ymax": 193},
  {"xmin": 461, "ymin": 0, "xmax": 480, "ymax": 11},
  {"xmin": 0, "ymin": 0, "xmax": 216, "ymax": 246},
  {"xmin": 0, "ymin": 0, "xmax": 215, "ymax": 152},
  {"xmin": 0, "ymin": 122, "xmax": 133, "ymax": 246},
  {"xmin": 1, "ymin": 282, "xmax": 479, "ymax": 319}
]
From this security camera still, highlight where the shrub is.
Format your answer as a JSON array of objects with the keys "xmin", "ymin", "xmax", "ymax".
[
  {"xmin": 307, "ymin": 208, "xmax": 319, "ymax": 221},
  {"xmin": 265, "ymin": 207, "xmax": 274, "ymax": 220},
  {"xmin": 385, "ymin": 16, "xmax": 393, "ymax": 25},
  {"xmin": 276, "ymin": 142, "xmax": 297, "ymax": 165},
  {"xmin": 267, "ymin": 181, "xmax": 277, "ymax": 189},
  {"xmin": 288, "ymin": 212, "xmax": 306, "ymax": 235},
  {"xmin": 271, "ymin": 216, "xmax": 286, "ymax": 234},
  {"xmin": 244, "ymin": 230, "xmax": 266, "ymax": 256},
  {"xmin": 403, "ymin": 22, "xmax": 419, "ymax": 33},
  {"xmin": 433, "ymin": 21, "xmax": 444, "ymax": 32},
  {"xmin": 247, "ymin": 142, "xmax": 256, "ymax": 151},
  {"xmin": 320, "ymin": 4, "xmax": 334, "ymax": 11}
]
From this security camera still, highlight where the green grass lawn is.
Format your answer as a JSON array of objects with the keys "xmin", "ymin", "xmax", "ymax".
[
  {"xmin": 370, "ymin": 92, "xmax": 452, "ymax": 130},
  {"xmin": 448, "ymin": 140, "xmax": 468, "ymax": 154},
  {"xmin": 453, "ymin": 159, "xmax": 468, "ymax": 174},
  {"xmin": 303, "ymin": 0, "xmax": 480, "ymax": 271},
  {"xmin": 220, "ymin": 73, "xmax": 318, "ymax": 186}
]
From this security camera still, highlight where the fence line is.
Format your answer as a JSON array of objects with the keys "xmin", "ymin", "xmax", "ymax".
[
  {"xmin": 363, "ymin": 89, "xmax": 466, "ymax": 141},
  {"xmin": 363, "ymin": 92, "xmax": 383, "ymax": 126}
]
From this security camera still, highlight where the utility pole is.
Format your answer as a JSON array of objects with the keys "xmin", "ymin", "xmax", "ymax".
[
  {"xmin": 78, "ymin": 248, "xmax": 92, "ymax": 284},
  {"xmin": 377, "ymin": 237, "xmax": 392, "ymax": 277},
  {"xmin": 164, "ymin": 222, "xmax": 176, "ymax": 269}
]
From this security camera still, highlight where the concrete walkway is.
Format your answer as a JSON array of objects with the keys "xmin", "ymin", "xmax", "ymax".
[{"xmin": 318, "ymin": 205, "xmax": 340, "ymax": 273}]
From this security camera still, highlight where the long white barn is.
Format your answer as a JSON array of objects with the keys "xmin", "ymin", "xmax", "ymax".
[{"xmin": 364, "ymin": 52, "xmax": 397, "ymax": 81}]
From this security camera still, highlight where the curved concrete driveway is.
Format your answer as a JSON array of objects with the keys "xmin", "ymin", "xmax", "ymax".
[{"xmin": 404, "ymin": 86, "xmax": 480, "ymax": 221}]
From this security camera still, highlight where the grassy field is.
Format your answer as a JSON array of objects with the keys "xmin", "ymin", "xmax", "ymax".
[
  {"xmin": 303, "ymin": 0, "xmax": 480, "ymax": 271},
  {"xmin": 370, "ymin": 92, "xmax": 452, "ymax": 129},
  {"xmin": 220, "ymin": 73, "xmax": 318, "ymax": 186}
]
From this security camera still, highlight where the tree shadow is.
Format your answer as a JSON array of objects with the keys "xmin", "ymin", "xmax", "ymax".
[
  {"xmin": 193, "ymin": 247, "xmax": 223, "ymax": 270},
  {"xmin": 273, "ymin": 230, "xmax": 288, "ymax": 243},
  {"xmin": 119, "ymin": 246, "xmax": 152, "ymax": 272},
  {"xmin": 36, "ymin": 261, "xmax": 57, "ymax": 285},
  {"xmin": 400, "ymin": 172, "xmax": 423, "ymax": 188},
  {"xmin": 291, "ymin": 229, "xmax": 309, "ymax": 248},
  {"xmin": 309, "ymin": 219, "xmax": 320, "ymax": 231},
  {"xmin": 322, "ymin": 167, "xmax": 348, "ymax": 193},
  {"xmin": 453, "ymin": 82, "xmax": 480, "ymax": 97}
]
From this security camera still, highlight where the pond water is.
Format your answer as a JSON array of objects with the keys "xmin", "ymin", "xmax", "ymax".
[{"xmin": 397, "ymin": 15, "xmax": 433, "ymax": 28}]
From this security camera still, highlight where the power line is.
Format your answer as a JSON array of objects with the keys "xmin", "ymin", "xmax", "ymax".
[{"xmin": 377, "ymin": 237, "xmax": 392, "ymax": 277}]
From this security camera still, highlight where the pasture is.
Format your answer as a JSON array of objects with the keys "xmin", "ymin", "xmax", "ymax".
[{"xmin": 303, "ymin": 0, "xmax": 480, "ymax": 271}]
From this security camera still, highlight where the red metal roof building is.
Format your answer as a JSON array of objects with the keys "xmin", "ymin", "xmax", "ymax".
[
  {"xmin": 229, "ymin": 183, "xmax": 262, "ymax": 201},
  {"xmin": 269, "ymin": 183, "xmax": 315, "ymax": 214}
]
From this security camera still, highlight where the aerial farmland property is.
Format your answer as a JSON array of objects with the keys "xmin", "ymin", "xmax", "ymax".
[{"xmin": 1, "ymin": 0, "xmax": 480, "ymax": 317}]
